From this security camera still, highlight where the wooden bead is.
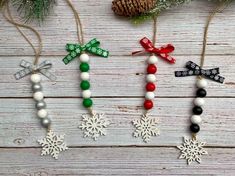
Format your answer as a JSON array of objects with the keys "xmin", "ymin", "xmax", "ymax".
[
  {"xmin": 30, "ymin": 74, "xmax": 41, "ymax": 83},
  {"xmin": 80, "ymin": 53, "xmax": 90, "ymax": 62},
  {"xmin": 191, "ymin": 115, "xmax": 202, "ymax": 124},
  {"xmin": 36, "ymin": 101, "xmax": 47, "ymax": 110},
  {"xmin": 80, "ymin": 63, "xmax": 90, "ymax": 72},
  {"xmin": 193, "ymin": 106, "xmax": 203, "ymax": 115},
  {"xmin": 146, "ymin": 74, "xmax": 157, "ymax": 82},
  {"xmin": 147, "ymin": 64, "xmax": 157, "ymax": 74},
  {"xmin": 196, "ymin": 79, "xmax": 208, "ymax": 88},
  {"xmin": 41, "ymin": 118, "xmax": 51, "ymax": 128},
  {"xmin": 32, "ymin": 83, "xmax": 42, "ymax": 92},
  {"xmin": 147, "ymin": 55, "xmax": 158, "ymax": 64},
  {"xmin": 196, "ymin": 88, "xmax": 207, "ymax": 97},
  {"xmin": 33, "ymin": 92, "xmax": 44, "ymax": 101},
  {"xmin": 190, "ymin": 124, "xmax": 200, "ymax": 133},
  {"xmin": 37, "ymin": 109, "xmax": 48, "ymax": 118},
  {"xmin": 194, "ymin": 98, "xmax": 205, "ymax": 107},
  {"xmin": 80, "ymin": 81, "xmax": 90, "ymax": 90},
  {"xmin": 144, "ymin": 100, "xmax": 153, "ymax": 110},
  {"xmin": 146, "ymin": 82, "xmax": 156, "ymax": 91},
  {"xmin": 82, "ymin": 90, "xmax": 91, "ymax": 98},
  {"xmin": 83, "ymin": 98, "xmax": 93, "ymax": 108},
  {"xmin": 80, "ymin": 72, "xmax": 90, "ymax": 80},
  {"xmin": 145, "ymin": 92, "xmax": 155, "ymax": 100}
]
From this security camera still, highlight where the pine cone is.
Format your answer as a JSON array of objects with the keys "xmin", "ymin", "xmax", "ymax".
[{"xmin": 112, "ymin": 0, "xmax": 156, "ymax": 17}]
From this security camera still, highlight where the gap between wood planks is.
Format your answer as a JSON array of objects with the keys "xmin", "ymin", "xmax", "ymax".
[
  {"xmin": 0, "ymin": 145, "xmax": 235, "ymax": 149},
  {"xmin": 0, "ymin": 54, "xmax": 234, "ymax": 57},
  {"xmin": 0, "ymin": 96, "xmax": 234, "ymax": 99}
]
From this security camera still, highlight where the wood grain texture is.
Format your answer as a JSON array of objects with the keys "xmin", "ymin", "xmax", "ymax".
[
  {"xmin": 0, "ymin": 98, "xmax": 234, "ymax": 147},
  {"xmin": 0, "ymin": 148, "xmax": 235, "ymax": 176},
  {"xmin": 0, "ymin": 1, "xmax": 234, "ymax": 56},
  {"xmin": 0, "ymin": 0, "xmax": 235, "ymax": 175},
  {"xmin": 0, "ymin": 56, "xmax": 234, "ymax": 97}
]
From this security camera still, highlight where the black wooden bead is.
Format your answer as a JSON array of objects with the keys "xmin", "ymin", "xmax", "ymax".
[
  {"xmin": 196, "ymin": 88, "xmax": 207, "ymax": 97},
  {"xmin": 190, "ymin": 124, "xmax": 200, "ymax": 133},
  {"xmin": 193, "ymin": 106, "xmax": 203, "ymax": 115}
]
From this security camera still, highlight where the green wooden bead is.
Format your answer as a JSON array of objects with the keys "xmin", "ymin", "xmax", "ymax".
[
  {"xmin": 80, "ymin": 63, "xmax": 90, "ymax": 72},
  {"xmin": 80, "ymin": 81, "xmax": 90, "ymax": 90},
  {"xmin": 83, "ymin": 98, "xmax": 93, "ymax": 108}
]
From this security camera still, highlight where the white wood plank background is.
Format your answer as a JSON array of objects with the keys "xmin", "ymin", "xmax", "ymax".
[{"xmin": 0, "ymin": 0, "xmax": 235, "ymax": 175}]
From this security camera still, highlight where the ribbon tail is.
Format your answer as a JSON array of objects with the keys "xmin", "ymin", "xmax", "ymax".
[
  {"xmin": 212, "ymin": 75, "xmax": 225, "ymax": 84},
  {"xmin": 63, "ymin": 51, "xmax": 78, "ymax": 65},
  {"xmin": 14, "ymin": 67, "xmax": 32, "ymax": 80},
  {"xmin": 157, "ymin": 53, "xmax": 176, "ymax": 64},
  {"xmin": 39, "ymin": 69, "xmax": 57, "ymax": 81},
  {"xmin": 19, "ymin": 59, "xmax": 32, "ymax": 68},
  {"xmin": 86, "ymin": 46, "xmax": 109, "ymax": 58},
  {"xmin": 202, "ymin": 73, "xmax": 225, "ymax": 84}
]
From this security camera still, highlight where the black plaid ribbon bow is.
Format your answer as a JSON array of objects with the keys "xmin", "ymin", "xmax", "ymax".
[{"xmin": 175, "ymin": 61, "xmax": 225, "ymax": 83}]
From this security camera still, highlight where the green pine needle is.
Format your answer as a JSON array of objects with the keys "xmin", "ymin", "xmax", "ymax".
[
  {"xmin": 11, "ymin": 0, "xmax": 56, "ymax": 22},
  {"xmin": 0, "ymin": 0, "xmax": 7, "ymax": 9},
  {"xmin": 131, "ymin": 0, "xmax": 192, "ymax": 24}
]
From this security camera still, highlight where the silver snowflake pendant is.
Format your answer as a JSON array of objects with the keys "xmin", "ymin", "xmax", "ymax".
[
  {"xmin": 177, "ymin": 137, "xmax": 208, "ymax": 165},
  {"xmin": 132, "ymin": 114, "xmax": 160, "ymax": 143},
  {"xmin": 79, "ymin": 113, "xmax": 110, "ymax": 140},
  {"xmin": 38, "ymin": 130, "xmax": 68, "ymax": 159}
]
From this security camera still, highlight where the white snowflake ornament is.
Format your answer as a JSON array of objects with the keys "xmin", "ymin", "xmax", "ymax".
[
  {"xmin": 132, "ymin": 114, "xmax": 160, "ymax": 143},
  {"xmin": 38, "ymin": 130, "xmax": 68, "ymax": 159},
  {"xmin": 79, "ymin": 113, "xmax": 110, "ymax": 140},
  {"xmin": 177, "ymin": 137, "xmax": 208, "ymax": 165}
]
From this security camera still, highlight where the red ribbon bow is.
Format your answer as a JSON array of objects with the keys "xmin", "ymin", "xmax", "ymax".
[{"xmin": 132, "ymin": 37, "xmax": 176, "ymax": 64}]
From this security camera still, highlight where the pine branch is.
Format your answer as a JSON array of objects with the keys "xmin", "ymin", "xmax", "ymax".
[{"xmin": 11, "ymin": 0, "xmax": 56, "ymax": 22}]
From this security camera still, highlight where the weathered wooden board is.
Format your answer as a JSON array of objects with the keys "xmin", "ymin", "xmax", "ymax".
[
  {"xmin": 0, "ymin": 0, "xmax": 235, "ymax": 175},
  {"xmin": 0, "ymin": 56, "xmax": 234, "ymax": 97},
  {"xmin": 0, "ymin": 147, "xmax": 235, "ymax": 176},
  {"xmin": 0, "ymin": 98, "xmax": 234, "ymax": 147},
  {"xmin": 0, "ymin": 1, "xmax": 234, "ymax": 56}
]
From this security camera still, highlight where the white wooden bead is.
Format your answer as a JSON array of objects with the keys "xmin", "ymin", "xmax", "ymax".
[
  {"xmin": 80, "ymin": 72, "xmax": 90, "ymax": 80},
  {"xmin": 196, "ymin": 79, "xmax": 208, "ymax": 88},
  {"xmin": 79, "ymin": 53, "xmax": 90, "ymax": 62},
  {"xmin": 30, "ymin": 74, "xmax": 41, "ymax": 83},
  {"xmin": 194, "ymin": 98, "xmax": 205, "ymax": 106},
  {"xmin": 37, "ymin": 109, "xmax": 48, "ymax": 118},
  {"xmin": 145, "ymin": 92, "xmax": 155, "ymax": 100},
  {"xmin": 147, "ymin": 56, "xmax": 158, "ymax": 64},
  {"xmin": 33, "ymin": 92, "xmax": 44, "ymax": 101},
  {"xmin": 146, "ymin": 74, "xmax": 157, "ymax": 82},
  {"xmin": 191, "ymin": 115, "xmax": 202, "ymax": 124},
  {"xmin": 82, "ymin": 90, "xmax": 91, "ymax": 98}
]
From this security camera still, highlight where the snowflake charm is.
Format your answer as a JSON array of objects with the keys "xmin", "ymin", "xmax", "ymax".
[
  {"xmin": 37, "ymin": 130, "xmax": 68, "ymax": 159},
  {"xmin": 132, "ymin": 114, "xmax": 160, "ymax": 143},
  {"xmin": 79, "ymin": 113, "xmax": 110, "ymax": 140},
  {"xmin": 177, "ymin": 137, "xmax": 208, "ymax": 165}
]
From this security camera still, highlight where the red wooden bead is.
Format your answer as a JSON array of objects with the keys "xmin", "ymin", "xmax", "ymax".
[
  {"xmin": 144, "ymin": 100, "xmax": 153, "ymax": 110},
  {"xmin": 146, "ymin": 82, "xmax": 156, "ymax": 91},
  {"xmin": 147, "ymin": 64, "xmax": 157, "ymax": 74}
]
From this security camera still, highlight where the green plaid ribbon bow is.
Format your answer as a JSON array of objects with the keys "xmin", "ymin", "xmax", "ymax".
[{"xmin": 63, "ymin": 38, "xmax": 109, "ymax": 64}]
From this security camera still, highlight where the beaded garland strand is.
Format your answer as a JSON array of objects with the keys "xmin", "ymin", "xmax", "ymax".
[
  {"xmin": 3, "ymin": 2, "xmax": 68, "ymax": 159},
  {"xmin": 175, "ymin": 2, "xmax": 228, "ymax": 165},
  {"xmin": 63, "ymin": 0, "xmax": 110, "ymax": 141}
]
